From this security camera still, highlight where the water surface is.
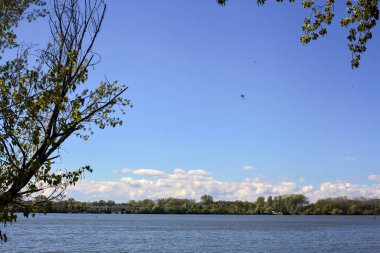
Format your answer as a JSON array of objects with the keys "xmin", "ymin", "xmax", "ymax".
[{"xmin": 1, "ymin": 214, "xmax": 379, "ymax": 252}]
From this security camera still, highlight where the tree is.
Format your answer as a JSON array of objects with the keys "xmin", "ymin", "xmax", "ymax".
[
  {"xmin": 0, "ymin": 0, "xmax": 131, "ymax": 241},
  {"xmin": 265, "ymin": 195, "xmax": 274, "ymax": 214},
  {"xmin": 254, "ymin": 196, "xmax": 265, "ymax": 214},
  {"xmin": 273, "ymin": 195, "xmax": 286, "ymax": 214},
  {"xmin": 284, "ymin": 194, "xmax": 309, "ymax": 214},
  {"xmin": 217, "ymin": 0, "xmax": 379, "ymax": 68},
  {"xmin": 200, "ymin": 194, "xmax": 214, "ymax": 205}
]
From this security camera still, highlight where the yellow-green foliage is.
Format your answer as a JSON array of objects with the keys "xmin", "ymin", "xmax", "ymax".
[{"xmin": 0, "ymin": 0, "xmax": 131, "ymax": 240}]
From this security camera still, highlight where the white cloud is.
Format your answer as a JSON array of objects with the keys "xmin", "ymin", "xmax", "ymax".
[
  {"xmin": 242, "ymin": 165, "xmax": 255, "ymax": 171},
  {"xmin": 272, "ymin": 182, "xmax": 297, "ymax": 194},
  {"xmin": 188, "ymin": 170, "xmax": 208, "ymax": 176},
  {"xmin": 301, "ymin": 185, "xmax": 314, "ymax": 193},
  {"xmin": 119, "ymin": 168, "xmax": 165, "ymax": 176},
  {"xmin": 309, "ymin": 181, "xmax": 380, "ymax": 200},
  {"xmin": 368, "ymin": 174, "xmax": 380, "ymax": 182},
  {"xmin": 345, "ymin": 156, "xmax": 357, "ymax": 161},
  {"xmin": 299, "ymin": 177, "xmax": 306, "ymax": 182},
  {"xmin": 66, "ymin": 169, "xmax": 380, "ymax": 202},
  {"xmin": 132, "ymin": 169, "xmax": 165, "ymax": 177}
]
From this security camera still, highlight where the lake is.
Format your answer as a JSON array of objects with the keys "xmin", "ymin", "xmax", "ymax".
[{"xmin": 1, "ymin": 214, "xmax": 379, "ymax": 252}]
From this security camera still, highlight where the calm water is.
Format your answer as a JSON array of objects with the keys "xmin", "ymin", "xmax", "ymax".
[{"xmin": 1, "ymin": 214, "xmax": 379, "ymax": 252}]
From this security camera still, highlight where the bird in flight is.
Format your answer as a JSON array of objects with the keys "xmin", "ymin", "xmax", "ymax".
[{"xmin": 241, "ymin": 94, "xmax": 245, "ymax": 99}]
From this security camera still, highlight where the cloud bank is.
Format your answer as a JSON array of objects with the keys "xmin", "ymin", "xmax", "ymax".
[
  {"xmin": 242, "ymin": 165, "xmax": 255, "ymax": 171},
  {"xmin": 67, "ymin": 169, "xmax": 380, "ymax": 202}
]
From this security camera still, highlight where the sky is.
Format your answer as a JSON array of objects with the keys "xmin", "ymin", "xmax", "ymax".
[{"xmin": 15, "ymin": 1, "xmax": 380, "ymax": 202}]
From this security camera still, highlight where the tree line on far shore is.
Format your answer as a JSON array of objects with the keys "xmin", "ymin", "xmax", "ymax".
[{"xmin": 29, "ymin": 194, "xmax": 380, "ymax": 215}]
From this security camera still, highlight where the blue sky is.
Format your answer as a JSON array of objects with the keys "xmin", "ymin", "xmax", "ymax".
[{"xmin": 16, "ymin": 1, "xmax": 380, "ymax": 201}]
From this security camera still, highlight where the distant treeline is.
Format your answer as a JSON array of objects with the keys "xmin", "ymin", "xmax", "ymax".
[{"xmin": 37, "ymin": 194, "xmax": 380, "ymax": 215}]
